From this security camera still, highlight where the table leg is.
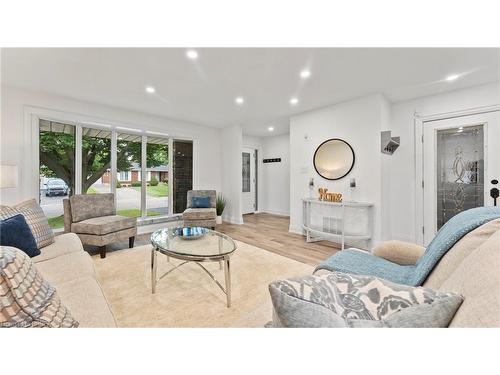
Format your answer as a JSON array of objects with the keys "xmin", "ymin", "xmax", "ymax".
[
  {"xmin": 224, "ymin": 257, "xmax": 231, "ymax": 308},
  {"xmin": 151, "ymin": 247, "xmax": 158, "ymax": 294}
]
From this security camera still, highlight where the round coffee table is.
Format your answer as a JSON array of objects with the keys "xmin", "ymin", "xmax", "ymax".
[{"xmin": 150, "ymin": 227, "xmax": 237, "ymax": 307}]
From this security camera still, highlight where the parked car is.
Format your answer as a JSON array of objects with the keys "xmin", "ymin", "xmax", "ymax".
[{"xmin": 45, "ymin": 178, "xmax": 69, "ymax": 196}]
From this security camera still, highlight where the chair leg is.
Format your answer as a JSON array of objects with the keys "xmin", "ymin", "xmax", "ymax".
[
  {"xmin": 129, "ymin": 236, "xmax": 135, "ymax": 248},
  {"xmin": 100, "ymin": 245, "xmax": 107, "ymax": 259}
]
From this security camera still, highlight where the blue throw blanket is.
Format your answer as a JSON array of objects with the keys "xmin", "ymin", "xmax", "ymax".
[{"xmin": 315, "ymin": 206, "xmax": 500, "ymax": 286}]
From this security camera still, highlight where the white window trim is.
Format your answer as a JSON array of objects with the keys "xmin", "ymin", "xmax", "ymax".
[{"xmin": 25, "ymin": 105, "xmax": 196, "ymax": 222}]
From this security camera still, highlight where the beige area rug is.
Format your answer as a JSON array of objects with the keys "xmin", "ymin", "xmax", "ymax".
[{"xmin": 93, "ymin": 240, "xmax": 313, "ymax": 327}]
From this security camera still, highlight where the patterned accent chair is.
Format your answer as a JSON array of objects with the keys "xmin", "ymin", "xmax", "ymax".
[
  {"xmin": 63, "ymin": 193, "xmax": 137, "ymax": 258},
  {"xmin": 182, "ymin": 190, "xmax": 216, "ymax": 229}
]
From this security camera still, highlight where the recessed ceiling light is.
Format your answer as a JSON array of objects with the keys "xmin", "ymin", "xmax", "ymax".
[
  {"xmin": 268, "ymin": 126, "xmax": 275, "ymax": 132},
  {"xmin": 186, "ymin": 50, "xmax": 198, "ymax": 60},
  {"xmin": 290, "ymin": 97, "xmax": 299, "ymax": 105},
  {"xmin": 145, "ymin": 86, "xmax": 155, "ymax": 94},
  {"xmin": 300, "ymin": 70, "xmax": 311, "ymax": 79},
  {"xmin": 446, "ymin": 74, "xmax": 459, "ymax": 81},
  {"xmin": 235, "ymin": 97, "xmax": 244, "ymax": 105}
]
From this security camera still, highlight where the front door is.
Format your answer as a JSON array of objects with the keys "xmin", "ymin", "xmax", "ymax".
[
  {"xmin": 242, "ymin": 148, "xmax": 256, "ymax": 214},
  {"xmin": 423, "ymin": 111, "xmax": 500, "ymax": 244}
]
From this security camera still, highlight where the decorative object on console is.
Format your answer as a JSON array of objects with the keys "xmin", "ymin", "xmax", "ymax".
[
  {"xmin": 318, "ymin": 188, "xmax": 342, "ymax": 203},
  {"xmin": 216, "ymin": 193, "xmax": 226, "ymax": 225},
  {"xmin": 381, "ymin": 130, "xmax": 400, "ymax": 155},
  {"xmin": 0, "ymin": 165, "xmax": 18, "ymax": 188},
  {"xmin": 313, "ymin": 138, "xmax": 355, "ymax": 180},
  {"xmin": 268, "ymin": 271, "xmax": 463, "ymax": 328}
]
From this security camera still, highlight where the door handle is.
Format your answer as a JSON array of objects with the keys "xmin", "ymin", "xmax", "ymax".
[{"xmin": 490, "ymin": 179, "xmax": 499, "ymax": 206}]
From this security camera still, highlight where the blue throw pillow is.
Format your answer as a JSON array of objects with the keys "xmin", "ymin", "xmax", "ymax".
[
  {"xmin": 192, "ymin": 196, "xmax": 211, "ymax": 208},
  {"xmin": 0, "ymin": 214, "xmax": 40, "ymax": 257}
]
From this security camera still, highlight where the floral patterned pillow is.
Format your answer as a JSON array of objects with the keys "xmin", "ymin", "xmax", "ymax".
[{"xmin": 268, "ymin": 272, "xmax": 463, "ymax": 328}]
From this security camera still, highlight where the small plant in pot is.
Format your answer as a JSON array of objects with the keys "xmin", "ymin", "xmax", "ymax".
[{"xmin": 215, "ymin": 193, "xmax": 226, "ymax": 225}]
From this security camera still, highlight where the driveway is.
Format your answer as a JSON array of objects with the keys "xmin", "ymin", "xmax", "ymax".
[{"xmin": 40, "ymin": 185, "xmax": 169, "ymax": 218}]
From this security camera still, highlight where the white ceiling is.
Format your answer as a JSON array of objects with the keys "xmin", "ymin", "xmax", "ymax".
[{"xmin": 2, "ymin": 48, "xmax": 499, "ymax": 136}]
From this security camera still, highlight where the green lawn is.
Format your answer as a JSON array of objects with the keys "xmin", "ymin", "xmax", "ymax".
[
  {"xmin": 47, "ymin": 209, "xmax": 160, "ymax": 229},
  {"xmin": 132, "ymin": 182, "xmax": 168, "ymax": 197},
  {"xmin": 86, "ymin": 187, "xmax": 98, "ymax": 194}
]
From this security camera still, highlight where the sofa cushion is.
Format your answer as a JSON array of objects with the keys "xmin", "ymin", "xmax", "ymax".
[
  {"xmin": 269, "ymin": 272, "xmax": 463, "ymax": 328},
  {"xmin": 440, "ymin": 230, "xmax": 500, "ymax": 328},
  {"xmin": 0, "ymin": 246, "xmax": 78, "ymax": 328},
  {"xmin": 183, "ymin": 208, "xmax": 216, "ymax": 220},
  {"xmin": 56, "ymin": 276, "xmax": 116, "ymax": 327},
  {"xmin": 0, "ymin": 199, "xmax": 55, "ymax": 249},
  {"xmin": 424, "ymin": 219, "xmax": 500, "ymax": 290},
  {"xmin": 35, "ymin": 251, "xmax": 96, "ymax": 285},
  {"xmin": 71, "ymin": 215, "xmax": 137, "ymax": 236},
  {"xmin": 33, "ymin": 233, "xmax": 83, "ymax": 263},
  {"xmin": 69, "ymin": 193, "xmax": 115, "ymax": 222},
  {"xmin": 186, "ymin": 190, "xmax": 216, "ymax": 208},
  {"xmin": 0, "ymin": 214, "xmax": 40, "ymax": 257}
]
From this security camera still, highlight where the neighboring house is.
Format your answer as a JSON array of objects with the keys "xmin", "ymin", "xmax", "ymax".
[{"xmin": 101, "ymin": 163, "xmax": 168, "ymax": 185}]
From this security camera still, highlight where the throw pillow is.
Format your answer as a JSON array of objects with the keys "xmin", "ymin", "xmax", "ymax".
[
  {"xmin": 192, "ymin": 196, "xmax": 211, "ymax": 208},
  {"xmin": 372, "ymin": 240, "xmax": 425, "ymax": 265},
  {"xmin": 0, "ymin": 199, "xmax": 55, "ymax": 249},
  {"xmin": 0, "ymin": 214, "xmax": 40, "ymax": 257},
  {"xmin": 0, "ymin": 246, "xmax": 79, "ymax": 328},
  {"xmin": 268, "ymin": 272, "xmax": 463, "ymax": 328}
]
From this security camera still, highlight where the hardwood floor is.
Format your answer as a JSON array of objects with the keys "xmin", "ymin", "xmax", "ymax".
[
  {"xmin": 85, "ymin": 213, "xmax": 339, "ymax": 266},
  {"xmin": 217, "ymin": 213, "xmax": 340, "ymax": 266}
]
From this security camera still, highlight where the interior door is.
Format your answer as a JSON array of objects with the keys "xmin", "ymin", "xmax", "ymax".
[
  {"xmin": 242, "ymin": 148, "xmax": 256, "ymax": 214},
  {"xmin": 423, "ymin": 111, "xmax": 500, "ymax": 244}
]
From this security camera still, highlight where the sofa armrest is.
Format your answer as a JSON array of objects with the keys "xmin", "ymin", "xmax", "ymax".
[{"xmin": 372, "ymin": 240, "xmax": 425, "ymax": 266}]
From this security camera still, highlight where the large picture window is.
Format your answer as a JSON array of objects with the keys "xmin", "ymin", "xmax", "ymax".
[
  {"xmin": 39, "ymin": 120, "xmax": 76, "ymax": 229},
  {"xmin": 37, "ymin": 118, "xmax": 192, "ymax": 229}
]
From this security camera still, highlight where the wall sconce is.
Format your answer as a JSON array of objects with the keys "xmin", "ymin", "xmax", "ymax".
[{"xmin": 381, "ymin": 131, "xmax": 400, "ymax": 155}]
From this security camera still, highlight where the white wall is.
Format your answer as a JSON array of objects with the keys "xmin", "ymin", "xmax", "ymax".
[
  {"xmin": 221, "ymin": 125, "xmax": 243, "ymax": 224},
  {"xmin": 0, "ymin": 85, "xmax": 223, "ymax": 205},
  {"xmin": 388, "ymin": 82, "xmax": 500, "ymax": 243},
  {"xmin": 290, "ymin": 94, "xmax": 390, "ymax": 247},
  {"xmin": 261, "ymin": 134, "xmax": 290, "ymax": 216}
]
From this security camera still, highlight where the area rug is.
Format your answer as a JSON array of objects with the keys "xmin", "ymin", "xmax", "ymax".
[{"xmin": 92, "ymin": 240, "xmax": 313, "ymax": 327}]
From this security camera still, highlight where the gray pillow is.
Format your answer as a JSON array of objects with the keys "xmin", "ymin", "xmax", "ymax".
[{"xmin": 268, "ymin": 272, "xmax": 463, "ymax": 328}]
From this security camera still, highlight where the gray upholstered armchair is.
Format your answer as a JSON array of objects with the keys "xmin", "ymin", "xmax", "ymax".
[
  {"xmin": 63, "ymin": 193, "xmax": 137, "ymax": 258},
  {"xmin": 182, "ymin": 190, "xmax": 216, "ymax": 229}
]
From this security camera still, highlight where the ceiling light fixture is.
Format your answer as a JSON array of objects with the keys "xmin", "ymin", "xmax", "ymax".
[
  {"xmin": 445, "ymin": 74, "xmax": 459, "ymax": 81},
  {"xmin": 268, "ymin": 126, "xmax": 275, "ymax": 132},
  {"xmin": 235, "ymin": 97, "xmax": 244, "ymax": 105},
  {"xmin": 186, "ymin": 50, "xmax": 198, "ymax": 60},
  {"xmin": 300, "ymin": 70, "xmax": 311, "ymax": 79},
  {"xmin": 290, "ymin": 97, "xmax": 299, "ymax": 105},
  {"xmin": 145, "ymin": 86, "xmax": 156, "ymax": 94}
]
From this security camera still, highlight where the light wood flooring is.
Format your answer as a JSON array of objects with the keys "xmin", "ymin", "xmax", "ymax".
[
  {"xmin": 85, "ymin": 213, "xmax": 339, "ymax": 266},
  {"xmin": 217, "ymin": 213, "xmax": 339, "ymax": 266}
]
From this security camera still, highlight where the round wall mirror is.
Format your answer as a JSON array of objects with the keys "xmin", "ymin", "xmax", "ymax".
[{"xmin": 313, "ymin": 138, "xmax": 355, "ymax": 180}]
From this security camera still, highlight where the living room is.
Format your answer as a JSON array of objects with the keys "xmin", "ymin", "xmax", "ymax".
[{"xmin": 1, "ymin": 1, "xmax": 499, "ymax": 374}]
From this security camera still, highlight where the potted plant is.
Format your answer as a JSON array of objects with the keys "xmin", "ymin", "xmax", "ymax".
[{"xmin": 215, "ymin": 193, "xmax": 226, "ymax": 225}]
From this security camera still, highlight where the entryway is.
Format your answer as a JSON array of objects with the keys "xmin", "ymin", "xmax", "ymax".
[
  {"xmin": 422, "ymin": 111, "xmax": 500, "ymax": 244},
  {"xmin": 241, "ymin": 147, "xmax": 257, "ymax": 214}
]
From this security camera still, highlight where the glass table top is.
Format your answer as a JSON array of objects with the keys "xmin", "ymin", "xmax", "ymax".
[{"xmin": 151, "ymin": 227, "xmax": 237, "ymax": 259}]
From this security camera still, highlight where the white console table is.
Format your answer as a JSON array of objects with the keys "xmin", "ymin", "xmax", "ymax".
[{"xmin": 302, "ymin": 198, "xmax": 374, "ymax": 250}]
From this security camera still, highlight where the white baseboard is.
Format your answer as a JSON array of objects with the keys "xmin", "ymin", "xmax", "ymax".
[
  {"xmin": 288, "ymin": 224, "xmax": 304, "ymax": 236},
  {"xmin": 222, "ymin": 215, "xmax": 244, "ymax": 225},
  {"xmin": 261, "ymin": 209, "xmax": 290, "ymax": 217}
]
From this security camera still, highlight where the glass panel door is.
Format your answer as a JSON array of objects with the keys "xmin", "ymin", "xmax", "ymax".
[
  {"xmin": 116, "ymin": 132, "xmax": 142, "ymax": 218},
  {"xmin": 39, "ymin": 120, "xmax": 75, "ymax": 229},
  {"xmin": 81, "ymin": 127, "xmax": 112, "ymax": 195},
  {"xmin": 146, "ymin": 136, "xmax": 169, "ymax": 216},
  {"xmin": 172, "ymin": 140, "xmax": 193, "ymax": 214},
  {"xmin": 436, "ymin": 125, "xmax": 484, "ymax": 229}
]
